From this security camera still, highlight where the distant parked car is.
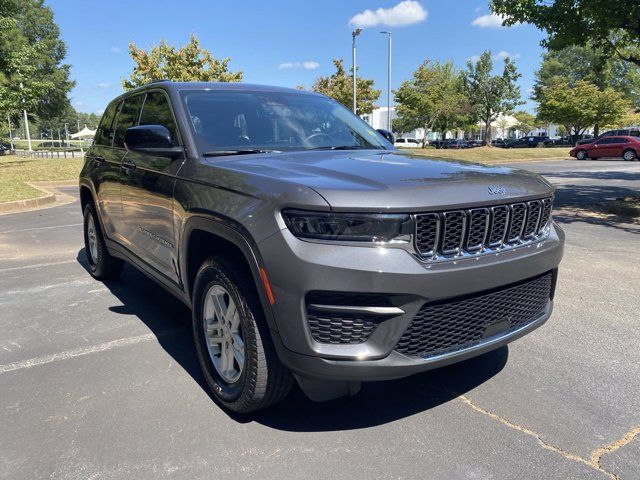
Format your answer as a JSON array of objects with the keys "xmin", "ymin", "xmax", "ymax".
[
  {"xmin": 491, "ymin": 139, "xmax": 506, "ymax": 148},
  {"xmin": 505, "ymin": 136, "xmax": 552, "ymax": 148},
  {"xmin": 570, "ymin": 136, "xmax": 640, "ymax": 161},
  {"xmin": 466, "ymin": 140, "xmax": 485, "ymax": 148},
  {"xmin": 443, "ymin": 139, "xmax": 469, "ymax": 149},
  {"xmin": 394, "ymin": 138, "xmax": 421, "ymax": 148},
  {"xmin": 551, "ymin": 136, "xmax": 573, "ymax": 146},
  {"xmin": 576, "ymin": 128, "xmax": 640, "ymax": 146},
  {"xmin": 0, "ymin": 145, "xmax": 6, "ymax": 155}
]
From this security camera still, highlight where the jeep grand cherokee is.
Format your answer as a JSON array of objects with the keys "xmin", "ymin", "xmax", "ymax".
[{"xmin": 79, "ymin": 82, "xmax": 564, "ymax": 412}]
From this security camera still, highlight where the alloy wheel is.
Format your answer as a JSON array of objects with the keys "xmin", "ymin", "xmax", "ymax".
[{"xmin": 203, "ymin": 284, "xmax": 245, "ymax": 383}]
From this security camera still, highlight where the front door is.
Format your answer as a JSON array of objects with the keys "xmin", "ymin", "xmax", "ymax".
[{"xmin": 120, "ymin": 90, "xmax": 184, "ymax": 283}]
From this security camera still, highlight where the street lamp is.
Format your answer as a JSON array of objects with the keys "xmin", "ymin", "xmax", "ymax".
[
  {"xmin": 380, "ymin": 31, "xmax": 392, "ymax": 132},
  {"xmin": 351, "ymin": 28, "xmax": 362, "ymax": 114}
]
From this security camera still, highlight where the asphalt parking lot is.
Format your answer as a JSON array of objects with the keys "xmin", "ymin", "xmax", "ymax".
[{"xmin": 1, "ymin": 159, "xmax": 638, "ymax": 480}]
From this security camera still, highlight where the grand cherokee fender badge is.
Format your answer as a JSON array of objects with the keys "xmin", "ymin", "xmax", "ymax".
[{"xmin": 488, "ymin": 186, "xmax": 507, "ymax": 195}]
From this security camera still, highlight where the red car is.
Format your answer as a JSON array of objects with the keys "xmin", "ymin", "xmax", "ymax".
[{"xmin": 570, "ymin": 135, "xmax": 640, "ymax": 161}]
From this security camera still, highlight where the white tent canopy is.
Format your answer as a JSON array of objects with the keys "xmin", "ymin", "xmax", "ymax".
[{"xmin": 70, "ymin": 126, "xmax": 96, "ymax": 139}]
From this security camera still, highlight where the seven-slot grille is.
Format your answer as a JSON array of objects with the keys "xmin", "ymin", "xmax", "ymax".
[
  {"xmin": 395, "ymin": 272, "xmax": 553, "ymax": 358},
  {"xmin": 414, "ymin": 197, "xmax": 552, "ymax": 258}
]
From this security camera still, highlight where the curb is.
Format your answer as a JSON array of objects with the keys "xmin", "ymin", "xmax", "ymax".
[{"xmin": 0, "ymin": 181, "xmax": 77, "ymax": 215}]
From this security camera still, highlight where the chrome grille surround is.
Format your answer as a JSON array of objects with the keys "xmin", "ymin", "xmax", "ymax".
[{"xmin": 414, "ymin": 197, "xmax": 553, "ymax": 262}]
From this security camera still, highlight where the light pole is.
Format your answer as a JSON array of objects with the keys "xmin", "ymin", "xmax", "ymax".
[
  {"xmin": 351, "ymin": 28, "xmax": 362, "ymax": 114},
  {"xmin": 380, "ymin": 31, "xmax": 392, "ymax": 132},
  {"xmin": 7, "ymin": 114, "xmax": 14, "ymax": 150},
  {"xmin": 19, "ymin": 81, "xmax": 33, "ymax": 151}
]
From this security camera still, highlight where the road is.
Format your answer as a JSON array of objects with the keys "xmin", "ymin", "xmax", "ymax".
[{"xmin": 0, "ymin": 160, "xmax": 638, "ymax": 480}]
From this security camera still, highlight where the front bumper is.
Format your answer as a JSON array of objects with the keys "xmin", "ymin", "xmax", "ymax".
[{"xmin": 258, "ymin": 222, "xmax": 564, "ymax": 382}]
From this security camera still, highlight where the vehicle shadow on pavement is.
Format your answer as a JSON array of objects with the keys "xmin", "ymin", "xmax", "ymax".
[{"xmin": 77, "ymin": 248, "xmax": 508, "ymax": 431}]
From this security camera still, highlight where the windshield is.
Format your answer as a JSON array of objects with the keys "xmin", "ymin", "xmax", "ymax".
[{"xmin": 180, "ymin": 89, "xmax": 390, "ymax": 154}]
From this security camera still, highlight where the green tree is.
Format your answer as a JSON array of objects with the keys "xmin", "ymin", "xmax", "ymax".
[
  {"xmin": 0, "ymin": 0, "xmax": 74, "ymax": 119},
  {"xmin": 513, "ymin": 111, "xmax": 536, "ymax": 135},
  {"xmin": 123, "ymin": 34, "xmax": 243, "ymax": 90},
  {"xmin": 537, "ymin": 79, "xmax": 629, "ymax": 141},
  {"xmin": 533, "ymin": 44, "xmax": 640, "ymax": 134},
  {"xmin": 463, "ymin": 51, "xmax": 522, "ymax": 144},
  {"xmin": 491, "ymin": 0, "xmax": 640, "ymax": 67},
  {"xmin": 311, "ymin": 59, "xmax": 380, "ymax": 115},
  {"xmin": 393, "ymin": 60, "xmax": 469, "ymax": 147}
]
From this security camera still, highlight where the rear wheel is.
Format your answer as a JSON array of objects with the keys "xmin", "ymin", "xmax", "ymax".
[
  {"xmin": 192, "ymin": 257, "xmax": 293, "ymax": 413},
  {"xmin": 575, "ymin": 149, "xmax": 588, "ymax": 160},
  {"xmin": 622, "ymin": 149, "xmax": 637, "ymax": 161},
  {"xmin": 83, "ymin": 203, "xmax": 124, "ymax": 279}
]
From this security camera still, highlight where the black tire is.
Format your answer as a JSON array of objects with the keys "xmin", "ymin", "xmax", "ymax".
[
  {"xmin": 192, "ymin": 257, "xmax": 293, "ymax": 413},
  {"xmin": 83, "ymin": 203, "xmax": 124, "ymax": 280},
  {"xmin": 622, "ymin": 149, "xmax": 637, "ymax": 161},
  {"xmin": 575, "ymin": 149, "xmax": 588, "ymax": 160}
]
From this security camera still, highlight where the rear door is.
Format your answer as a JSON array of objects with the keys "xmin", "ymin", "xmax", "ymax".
[
  {"xmin": 85, "ymin": 100, "xmax": 125, "ymax": 240},
  {"xmin": 591, "ymin": 137, "xmax": 615, "ymax": 157},
  {"xmin": 607, "ymin": 137, "xmax": 629, "ymax": 158},
  {"xmin": 119, "ymin": 90, "xmax": 184, "ymax": 282}
]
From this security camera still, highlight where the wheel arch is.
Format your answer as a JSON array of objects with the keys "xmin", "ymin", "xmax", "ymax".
[{"xmin": 181, "ymin": 216, "xmax": 278, "ymax": 332}]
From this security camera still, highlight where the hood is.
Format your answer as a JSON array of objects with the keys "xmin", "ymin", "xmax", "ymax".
[{"xmin": 213, "ymin": 150, "xmax": 553, "ymax": 212}]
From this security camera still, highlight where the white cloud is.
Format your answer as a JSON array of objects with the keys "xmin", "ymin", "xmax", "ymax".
[
  {"xmin": 494, "ymin": 50, "xmax": 520, "ymax": 60},
  {"xmin": 97, "ymin": 82, "xmax": 110, "ymax": 88},
  {"xmin": 471, "ymin": 13, "xmax": 513, "ymax": 28},
  {"xmin": 75, "ymin": 101, "xmax": 83, "ymax": 107},
  {"xmin": 109, "ymin": 46, "xmax": 121, "ymax": 54},
  {"xmin": 349, "ymin": 0, "xmax": 427, "ymax": 28},
  {"xmin": 278, "ymin": 61, "xmax": 320, "ymax": 70},
  {"xmin": 468, "ymin": 55, "xmax": 481, "ymax": 63}
]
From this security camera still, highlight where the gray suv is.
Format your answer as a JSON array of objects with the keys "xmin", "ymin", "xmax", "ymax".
[{"xmin": 79, "ymin": 82, "xmax": 564, "ymax": 412}]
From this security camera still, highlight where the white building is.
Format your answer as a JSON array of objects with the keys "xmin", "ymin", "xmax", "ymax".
[{"xmin": 362, "ymin": 106, "xmax": 578, "ymax": 142}]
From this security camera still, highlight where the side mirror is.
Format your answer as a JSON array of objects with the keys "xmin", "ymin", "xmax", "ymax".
[
  {"xmin": 377, "ymin": 129, "xmax": 395, "ymax": 144},
  {"xmin": 124, "ymin": 125, "xmax": 183, "ymax": 158}
]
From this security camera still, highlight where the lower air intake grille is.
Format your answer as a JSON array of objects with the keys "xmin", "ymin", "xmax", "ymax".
[
  {"xmin": 395, "ymin": 273, "xmax": 553, "ymax": 358},
  {"xmin": 305, "ymin": 292, "xmax": 392, "ymax": 344}
]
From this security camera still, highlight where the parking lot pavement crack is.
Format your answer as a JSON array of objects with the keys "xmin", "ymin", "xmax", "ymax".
[
  {"xmin": 589, "ymin": 426, "xmax": 640, "ymax": 474},
  {"xmin": 456, "ymin": 394, "xmax": 626, "ymax": 480}
]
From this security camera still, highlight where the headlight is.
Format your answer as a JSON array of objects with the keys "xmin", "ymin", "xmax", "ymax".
[{"xmin": 282, "ymin": 209, "xmax": 412, "ymax": 242}]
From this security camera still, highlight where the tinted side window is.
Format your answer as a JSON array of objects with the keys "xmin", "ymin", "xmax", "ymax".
[
  {"xmin": 113, "ymin": 95, "xmax": 143, "ymax": 148},
  {"xmin": 94, "ymin": 102, "xmax": 118, "ymax": 146},
  {"xmin": 139, "ymin": 91, "xmax": 178, "ymax": 145},
  {"xmin": 596, "ymin": 138, "xmax": 614, "ymax": 145}
]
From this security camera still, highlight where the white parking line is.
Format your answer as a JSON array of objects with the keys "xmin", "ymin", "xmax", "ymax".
[
  {"xmin": 0, "ymin": 259, "xmax": 77, "ymax": 274},
  {"xmin": 0, "ymin": 328, "xmax": 183, "ymax": 374},
  {"xmin": 0, "ymin": 223, "xmax": 82, "ymax": 234}
]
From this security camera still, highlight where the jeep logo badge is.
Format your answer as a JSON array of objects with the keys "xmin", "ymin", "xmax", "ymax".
[{"xmin": 488, "ymin": 186, "xmax": 507, "ymax": 195}]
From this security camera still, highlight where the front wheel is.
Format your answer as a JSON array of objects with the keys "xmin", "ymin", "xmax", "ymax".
[
  {"xmin": 192, "ymin": 258, "xmax": 293, "ymax": 413},
  {"xmin": 622, "ymin": 149, "xmax": 637, "ymax": 161},
  {"xmin": 575, "ymin": 149, "xmax": 588, "ymax": 160},
  {"xmin": 83, "ymin": 203, "xmax": 124, "ymax": 279}
]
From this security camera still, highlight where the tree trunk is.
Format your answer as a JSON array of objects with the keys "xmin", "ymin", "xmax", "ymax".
[
  {"xmin": 593, "ymin": 123, "xmax": 600, "ymax": 137},
  {"xmin": 483, "ymin": 119, "xmax": 491, "ymax": 146}
]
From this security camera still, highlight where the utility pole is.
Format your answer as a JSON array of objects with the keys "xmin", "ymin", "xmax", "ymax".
[
  {"xmin": 380, "ymin": 31, "xmax": 392, "ymax": 131},
  {"xmin": 351, "ymin": 28, "xmax": 362, "ymax": 114}
]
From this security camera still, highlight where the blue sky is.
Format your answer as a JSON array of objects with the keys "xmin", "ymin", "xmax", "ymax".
[{"xmin": 47, "ymin": 0, "xmax": 546, "ymax": 114}]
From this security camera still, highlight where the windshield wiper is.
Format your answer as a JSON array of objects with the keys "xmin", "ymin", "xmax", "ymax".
[
  {"xmin": 202, "ymin": 149, "xmax": 280, "ymax": 157},
  {"xmin": 308, "ymin": 145, "xmax": 382, "ymax": 151}
]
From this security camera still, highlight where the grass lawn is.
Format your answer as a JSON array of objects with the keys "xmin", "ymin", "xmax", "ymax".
[
  {"xmin": 0, "ymin": 155, "xmax": 83, "ymax": 203},
  {"xmin": 406, "ymin": 146, "xmax": 571, "ymax": 163}
]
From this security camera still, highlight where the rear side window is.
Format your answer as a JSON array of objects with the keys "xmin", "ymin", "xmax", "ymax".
[
  {"xmin": 94, "ymin": 102, "xmax": 118, "ymax": 146},
  {"xmin": 113, "ymin": 95, "xmax": 143, "ymax": 148},
  {"xmin": 139, "ymin": 91, "xmax": 179, "ymax": 146},
  {"xmin": 596, "ymin": 138, "xmax": 615, "ymax": 145}
]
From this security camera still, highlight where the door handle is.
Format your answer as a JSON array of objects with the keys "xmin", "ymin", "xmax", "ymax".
[{"xmin": 122, "ymin": 159, "xmax": 136, "ymax": 173}]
